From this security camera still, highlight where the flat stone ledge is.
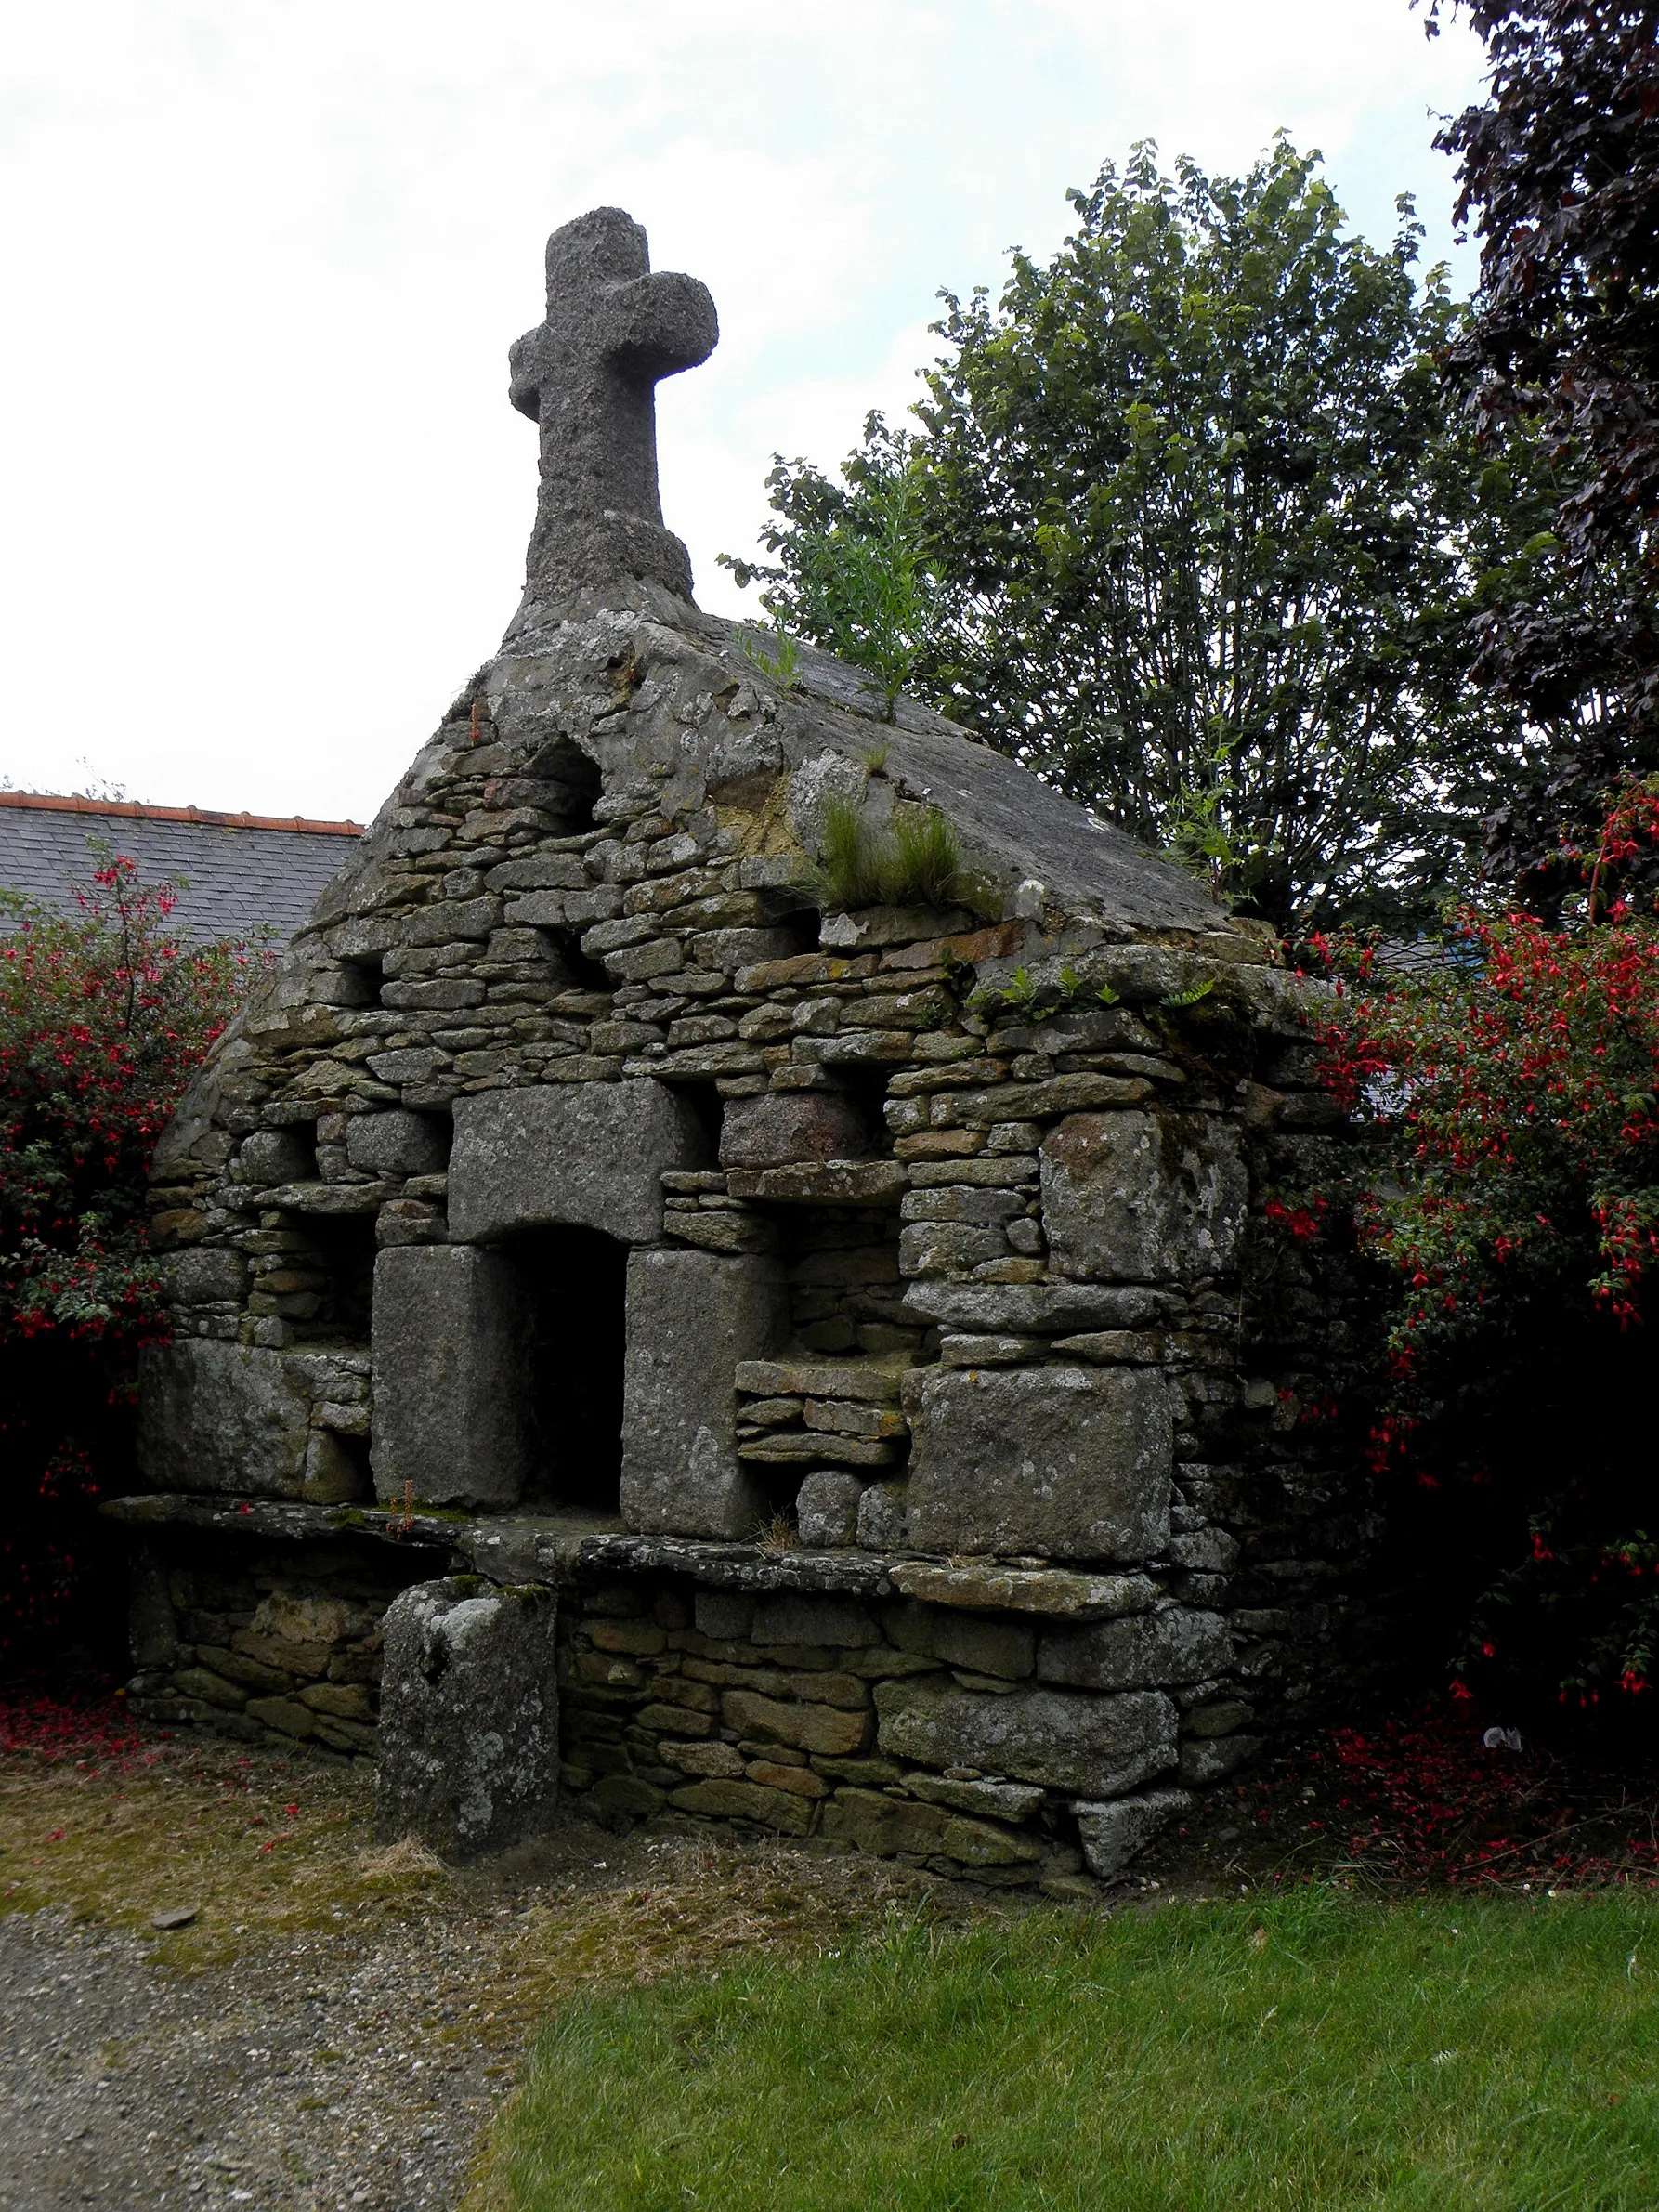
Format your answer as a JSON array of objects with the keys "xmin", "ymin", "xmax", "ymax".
[
  {"xmin": 102, "ymin": 1496, "xmax": 1175, "ymax": 1614},
  {"xmin": 216, "ymin": 1179, "xmax": 398, "ymax": 1216},
  {"xmin": 890, "ymin": 1561, "xmax": 1161, "ymax": 1620},
  {"xmin": 100, "ymin": 1495, "xmax": 903, "ymax": 1596},
  {"xmin": 526, "ymin": 1526, "xmax": 905, "ymax": 1598},
  {"xmin": 100, "ymin": 1493, "xmax": 463, "ymax": 1550},
  {"xmin": 725, "ymin": 1161, "xmax": 908, "ymax": 1206}
]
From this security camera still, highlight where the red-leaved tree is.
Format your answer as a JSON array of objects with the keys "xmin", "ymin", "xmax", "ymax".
[
  {"xmin": 1312, "ymin": 778, "xmax": 1659, "ymax": 1714},
  {"xmin": 1422, "ymin": 0, "xmax": 1659, "ymax": 911},
  {"xmin": 0, "ymin": 855, "xmax": 261, "ymax": 1657}
]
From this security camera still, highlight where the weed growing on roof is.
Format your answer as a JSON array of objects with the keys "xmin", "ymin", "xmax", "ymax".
[{"xmin": 814, "ymin": 797, "xmax": 962, "ymax": 914}]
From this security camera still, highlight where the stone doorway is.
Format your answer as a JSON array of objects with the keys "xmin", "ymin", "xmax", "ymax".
[{"xmin": 516, "ymin": 1225, "xmax": 628, "ymax": 1512}]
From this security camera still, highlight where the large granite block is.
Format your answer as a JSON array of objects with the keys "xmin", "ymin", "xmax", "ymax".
[
  {"xmin": 137, "ymin": 1340, "xmax": 313, "ymax": 1498},
  {"xmin": 371, "ymin": 1246, "xmax": 532, "ymax": 1507},
  {"xmin": 448, "ymin": 1080, "xmax": 708, "ymax": 1245},
  {"xmin": 905, "ymin": 1365, "xmax": 1170, "ymax": 1562},
  {"xmin": 620, "ymin": 1250, "xmax": 785, "ymax": 1538},
  {"xmin": 1040, "ymin": 1110, "xmax": 1248, "ymax": 1283},
  {"xmin": 376, "ymin": 1578, "xmax": 559, "ymax": 1859},
  {"xmin": 874, "ymin": 1676, "xmax": 1177, "ymax": 1799}
]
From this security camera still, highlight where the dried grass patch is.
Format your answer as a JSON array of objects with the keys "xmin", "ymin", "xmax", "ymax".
[{"xmin": 0, "ymin": 1736, "xmax": 427, "ymax": 1970}]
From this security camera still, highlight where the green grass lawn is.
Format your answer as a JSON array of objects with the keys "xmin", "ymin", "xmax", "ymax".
[{"xmin": 477, "ymin": 1890, "xmax": 1659, "ymax": 2211}]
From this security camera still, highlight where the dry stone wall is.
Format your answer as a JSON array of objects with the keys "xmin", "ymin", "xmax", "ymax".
[
  {"xmin": 555, "ymin": 1575, "xmax": 1239, "ymax": 1887},
  {"xmin": 123, "ymin": 1529, "xmax": 434, "ymax": 1760}
]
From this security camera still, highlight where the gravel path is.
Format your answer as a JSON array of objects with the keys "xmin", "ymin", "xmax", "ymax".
[
  {"xmin": 0, "ymin": 1900, "xmax": 515, "ymax": 2211},
  {"xmin": 0, "ymin": 1733, "xmax": 960, "ymax": 2212}
]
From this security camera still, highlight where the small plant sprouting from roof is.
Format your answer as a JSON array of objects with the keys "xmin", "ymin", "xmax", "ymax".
[
  {"xmin": 891, "ymin": 806, "xmax": 961, "ymax": 910},
  {"xmin": 817, "ymin": 796, "xmax": 891, "ymax": 911},
  {"xmin": 815, "ymin": 797, "xmax": 964, "ymax": 914},
  {"xmin": 724, "ymin": 463, "xmax": 938, "ymax": 723},
  {"xmin": 738, "ymin": 626, "xmax": 803, "ymax": 690}
]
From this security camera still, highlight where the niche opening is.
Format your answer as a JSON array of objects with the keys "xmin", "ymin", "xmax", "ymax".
[
  {"xmin": 527, "ymin": 738, "xmax": 602, "ymax": 834},
  {"xmin": 514, "ymin": 1226, "xmax": 628, "ymax": 1512},
  {"xmin": 303, "ymin": 1212, "xmax": 378, "ymax": 1338}
]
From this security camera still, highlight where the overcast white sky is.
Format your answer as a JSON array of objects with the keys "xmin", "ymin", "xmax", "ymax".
[{"xmin": 0, "ymin": 0, "xmax": 1489, "ymax": 823}]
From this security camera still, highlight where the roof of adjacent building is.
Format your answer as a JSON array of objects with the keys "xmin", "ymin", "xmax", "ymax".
[{"xmin": 0, "ymin": 793, "xmax": 363, "ymax": 944}]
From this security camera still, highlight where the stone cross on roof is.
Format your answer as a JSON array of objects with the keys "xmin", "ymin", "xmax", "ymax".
[{"xmin": 509, "ymin": 207, "xmax": 718, "ymax": 605}]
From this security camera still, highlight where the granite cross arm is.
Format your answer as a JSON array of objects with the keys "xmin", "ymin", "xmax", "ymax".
[{"xmin": 509, "ymin": 204, "xmax": 719, "ymax": 603}]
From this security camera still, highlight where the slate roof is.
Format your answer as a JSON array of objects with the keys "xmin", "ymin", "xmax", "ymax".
[{"xmin": 0, "ymin": 795, "xmax": 363, "ymax": 945}]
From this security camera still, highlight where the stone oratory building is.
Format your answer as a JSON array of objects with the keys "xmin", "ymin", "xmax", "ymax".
[{"xmin": 117, "ymin": 210, "xmax": 1356, "ymax": 1888}]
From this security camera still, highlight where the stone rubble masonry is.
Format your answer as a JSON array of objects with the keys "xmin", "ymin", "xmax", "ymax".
[
  {"xmin": 547, "ymin": 1568, "xmax": 1258, "ymax": 1890},
  {"xmin": 120, "ymin": 1531, "xmax": 419, "ymax": 1760},
  {"xmin": 377, "ymin": 1577, "xmax": 560, "ymax": 1858},
  {"xmin": 130, "ymin": 203, "xmax": 1366, "ymax": 1889},
  {"xmin": 121, "ymin": 1518, "xmax": 1285, "ymax": 1888}
]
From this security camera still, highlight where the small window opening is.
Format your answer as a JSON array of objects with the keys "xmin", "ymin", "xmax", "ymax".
[
  {"xmin": 514, "ymin": 1226, "xmax": 628, "ymax": 1512},
  {"xmin": 822, "ymin": 1067, "xmax": 890, "ymax": 1155},
  {"xmin": 673, "ymin": 1080, "xmax": 724, "ymax": 1163},
  {"xmin": 538, "ymin": 926, "xmax": 612, "ymax": 994},
  {"xmin": 335, "ymin": 955, "xmax": 383, "ymax": 1010},
  {"xmin": 760, "ymin": 892, "xmax": 822, "ymax": 952},
  {"xmin": 304, "ymin": 1213, "xmax": 379, "ymax": 1339},
  {"xmin": 311, "ymin": 1427, "xmax": 372, "ymax": 1502},
  {"xmin": 528, "ymin": 739, "xmax": 602, "ymax": 835}
]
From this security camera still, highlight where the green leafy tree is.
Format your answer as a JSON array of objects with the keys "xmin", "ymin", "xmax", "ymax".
[{"xmin": 726, "ymin": 139, "xmax": 1556, "ymax": 934}]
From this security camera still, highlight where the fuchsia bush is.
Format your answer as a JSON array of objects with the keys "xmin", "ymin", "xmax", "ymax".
[
  {"xmin": 0, "ymin": 857, "xmax": 260, "ymax": 1653},
  {"xmin": 1309, "ymin": 779, "xmax": 1659, "ymax": 1714}
]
